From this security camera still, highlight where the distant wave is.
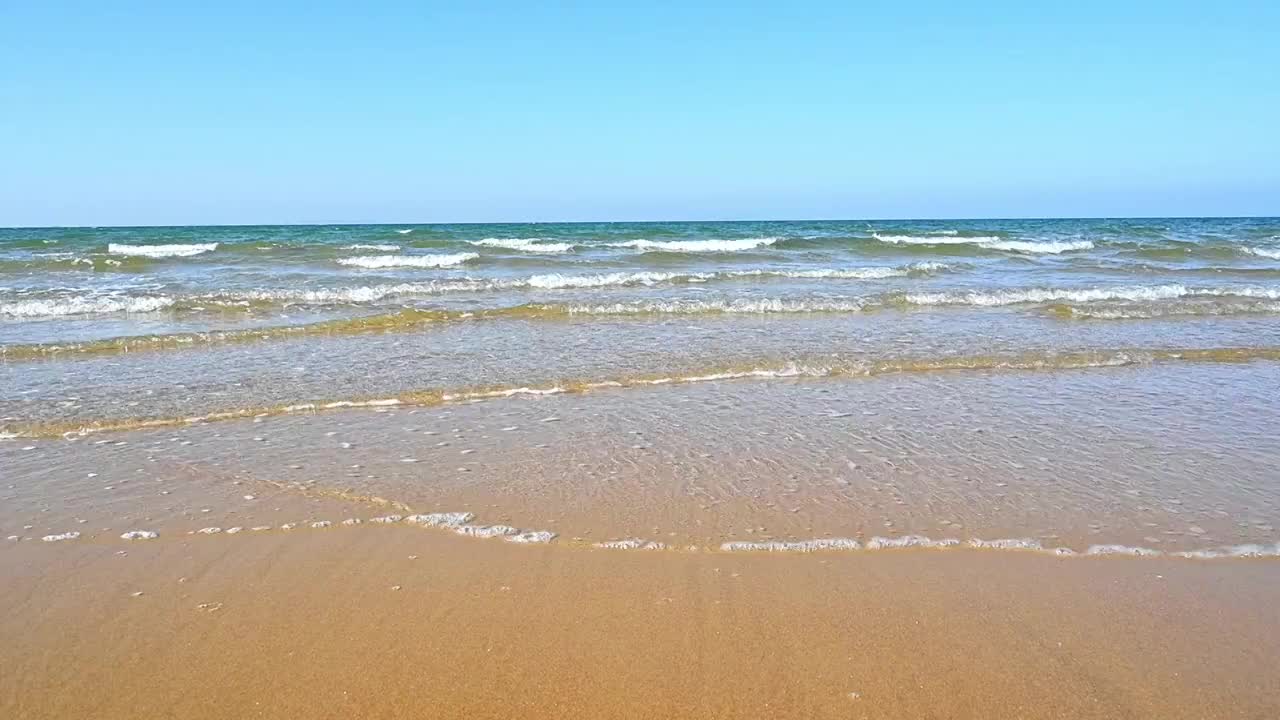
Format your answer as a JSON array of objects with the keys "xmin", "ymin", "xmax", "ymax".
[
  {"xmin": 337, "ymin": 253, "xmax": 478, "ymax": 269},
  {"xmin": 396, "ymin": 229, "xmax": 414, "ymax": 234},
  {"xmin": 610, "ymin": 237, "xmax": 780, "ymax": 253},
  {"xmin": 214, "ymin": 263, "xmax": 949, "ymax": 303},
  {"xmin": 342, "ymin": 244, "xmax": 400, "ymax": 251},
  {"xmin": 872, "ymin": 234, "xmax": 1092, "ymax": 254},
  {"xmin": 0, "ymin": 295, "xmax": 174, "ymax": 318},
  {"xmin": 873, "ymin": 233, "xmax": 1002, "ymax": 245},
  {"xmin": 469, "ymin": 238, "xmax": 575, "ymax": 253},
  {"xmin": 107, "ymin": 242, "xmax": 218, "ymax": 258}
]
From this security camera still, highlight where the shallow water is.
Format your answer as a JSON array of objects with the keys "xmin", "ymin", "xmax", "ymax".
[{"xmin": 3, "ymin": 219, "xmax": 1279, "ymax": 557}]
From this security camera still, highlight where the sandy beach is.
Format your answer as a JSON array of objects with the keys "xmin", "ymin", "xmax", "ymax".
[{"xmin": 4, "ymin": 524, "xmax": 1278, "ymax": 719}]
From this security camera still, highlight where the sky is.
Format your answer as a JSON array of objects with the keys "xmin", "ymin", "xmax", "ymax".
[{"xmin": 2, "ymin": 1, "xmax": 1278, "ymax": 226}]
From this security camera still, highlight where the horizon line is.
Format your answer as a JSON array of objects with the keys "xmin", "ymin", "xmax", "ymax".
[{"xmin": 3, "ymin": 214, "xmax": 1278, "ymax": 231}]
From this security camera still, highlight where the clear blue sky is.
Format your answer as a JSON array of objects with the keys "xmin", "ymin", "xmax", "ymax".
[{"xmin": 2, "ymin": 2, "xmax": 1277, "ymax": 226}]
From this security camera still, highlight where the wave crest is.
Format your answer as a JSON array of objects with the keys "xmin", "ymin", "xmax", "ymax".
[
  {"xmin": 337, "ymin": 253, "xmax": 478, "ymax": 269},
  {"xmin": 107, "ymin": 243, "xmax": 218, "ymax": 258}
]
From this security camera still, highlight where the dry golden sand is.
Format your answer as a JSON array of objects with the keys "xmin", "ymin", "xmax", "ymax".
[{"xmin": 3, "ymin": 529, "xmax": 1278, "ymax": 720}]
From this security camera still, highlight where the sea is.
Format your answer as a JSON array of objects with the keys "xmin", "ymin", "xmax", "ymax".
[{"xmin": 3, "ymin": 218, "xmax": 1280, "ymax": 557}]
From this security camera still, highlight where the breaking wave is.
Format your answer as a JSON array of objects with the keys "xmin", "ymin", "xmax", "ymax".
[
  {"xmin": 611, "ymin": 237, "xmax": 780, "ymax": 253},
  {"xmin": 337, "ymin": 253, "xmax": 478, "ymax": 269},
  {"xmin": 0, "ymin": 295, "xmax": 174, "ymax": 318},
  {"xmin": 469, "ymin": 238, "xmax": 575, "ymax": 253},
  {"xmin": 107, "ymin": 243, "xmax": 219, "ymax": 258}
]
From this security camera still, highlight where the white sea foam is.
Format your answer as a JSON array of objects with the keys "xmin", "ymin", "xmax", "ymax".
[
  {"xmin": 453, "ymin": 524, "xmax": 519, "ymax": 538},
  {"xmin": 873, "ymin": 233, "xmax": 1002, "ymax": 245},
  {"xmin": 403, "ymin": 512, "xmax": 473, "ymax": 527},
  {"xmin": 979, "ymin": 239, "xmax": 1095, "ymax": 254},
  {"xmin": 1086, "ymin": 544, "xmax": 1163, "ymax": 556},
  {"xmin": 523, "ymin": 271, "xmax": 716, "ymax": 288},
  {"xmin": 196, "ymin": 527, "xmax": 223, "ymax": 535},
  {"xmin": 370, "ymin": 514, "xmax": 405, "ymax": 524},
  {"xmin": 337, "ymin": 253, "xmax": 478, "ymax": 269},
  {"xmin": 120, "ymin": 530, "xmax": 158, "ymax": 540},
  {"xmin": 612, "ymin": 237, "xmax": 780, "ymax": 253},
  {"xmin": 211, "ymin": 263, "xmax": 946, "ymax": 305},
  {"xmin": 342, "ymin": 244, "xmax": 400, "ymax": 251},
  {"xmin": 0, "ymin": 295, "xmax": 175, "ymax": 318},
  {"xmin": 872, "ymin": 234, "xmax": 1092, "ymax": 254},
  {"xmin": 470, "ymin": 238, "xmax": 575, "ymax": 253},
  {"xmin": 1173, "ymin": 543, "xmax": 1280, "ymax": 559},
  {"xmin": 866, "ymin": 535, "xmax": 961, "ymax": 549},
  {"xmin": 564, "ymin": 298, "xmax": 870, "ymax": 315},
  {"xmin": 904, "ymin": 284, "xmax": 1191, "ymax": 307},
  {"xmin": 107, "ymin": 242, "xmax": 219, "ymax": 257},
  {"xmin": 396, "ymin": 229, "xmax": 414, "ymax": 234},
  {"xmin": 506, "ymin": 530, "xmax": 556, "ymax": 544},
  {"xmin": 42, "ymin": 531, "xmax": 80, "ymax": 542},
  {"xmin": 596, "ymin": 539, "xmax": 668, "ymax": 550},
  {"xmin": 721, "ymin": 538, "xmax": 862, "ymax": 552},
  {"xmin": 1244, "ymin": 247, "xmax": 1280, "ymax": 260}
]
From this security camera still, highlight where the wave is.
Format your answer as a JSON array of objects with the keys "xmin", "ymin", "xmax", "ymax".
[
  {"xmin": 396, "ymin": 229, "xmax": 414, "ymax": 234},
  {"xmin": 1245, "ymin": 247, "xmax": 1280, "ymax": 260},
  {"xmin": 979, "ymin": 239, "xmax": 1095, "ymax": 254},
  {"xmin": 342, "ymin": 244, "xmax": 400, "ymax": 251},
  {"xmin": 610, "ymin": 237, "xmax": 780, "ymax": 253},
  {"xmin": 719, "ymin": 536, "xmax": 1280, "ymax": 559},
  {"xmin": 1049, "ymin": 299, "xmax": 1280, "ymax": 320},
  {"xmin": 469, "ymin": 238, "xmax": 575, "ymax": 253},
  {"xmin": 873, "ymin": 233, "xmax": 1002, "ymax": 245},
  {"xmin": 8, "ymin": 345, "xmax": 1280, "ymax": 437},
  {"xmin": 0, "ymin": 295, "xmax": 174, "ymax": 318},
  {"xmin": 85, "ymin": 262, "xmax": 948, "ymax": 308},
  {"xmin": 872, "ymin": 234, "xmax": 1092, "ymax": 254},
  {"xmin": 552, "ymin": 298, "xmax": 872, "ymax": 315},
  {"xmin": 901, "ymin": 284, "xmax": 1280, "ymax": 308},
  {"xmin": 107, "ymin": 243, "xmax": 218, "ymax": 258},
  {"xmin": 337, "ymin": 253, "xmax": 478, "ymax": 269}
]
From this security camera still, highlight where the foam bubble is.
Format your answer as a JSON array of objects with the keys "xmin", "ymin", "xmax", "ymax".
[
  {"xmin": 120, "ymin": 530, "xmax": 158, "ymax": 540},
  {"xmin": 196, "ymin": 527, "xmax": 223, "ymax": 535},
  {"xmin": 369, "ymin": 515, "xmax": 404, "ymax": 524},
  {"xmin": 721, "ymin": 538, "xmax": 862, "ymax": 552},
  {"xmin": 107, "ymin": 242, "xmax": 218, "ymax": 257},
  {"xmin": 1086, "ymin": 544, "xmax": 1163, "ymax": 556},
  {"xmin": 453, "ymin": 524, "xmax": 519, "ymax": 538},
  {"xmin": 1173, "ymin": 543, "xmax": 1280, "ymax": 559},
  {"xmin": 905, "ymin": 284, "xmax": 1190, "ymax": 307},
  {"xmin": 310, "ymin": 520, "xmax": 332, "ymax": 529},
  {"xmin": 506, "ymin": 530, "xmax": 556, "ymax": 544},
  {"xmin": 403, "ymin": 512, "xmax": 473, "ymax": 527},
  {"xmin": 866, "ymin": 535, "xmax": 960, "ymax": 549},
  {"xmin": 41, "ymin": 531, "xmax": 80, "ymax": 542},
  {"xmin": 596, "ymin": 538, "xmax": 668, "ymax": 550},
  {"xmin": 337, "ymin": 253, "xmax": 478, "ymax": 269}
]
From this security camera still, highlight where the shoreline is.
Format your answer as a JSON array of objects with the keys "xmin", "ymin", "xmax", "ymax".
[{"xmin": 4, "ymin": 529, "xmax": 1278, "ymax": 719}]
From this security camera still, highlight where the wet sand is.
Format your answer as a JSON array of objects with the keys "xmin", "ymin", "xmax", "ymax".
[{"xmin": 3, "ymin": 527, "xmax": 1278, "ymax": 719}]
